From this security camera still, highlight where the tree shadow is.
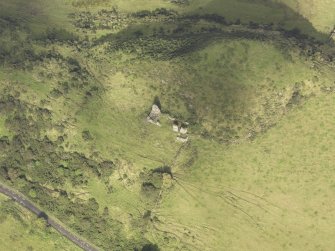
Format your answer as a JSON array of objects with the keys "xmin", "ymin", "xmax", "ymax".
[
  {"xmin": 153, "ymin": 96, "xmax": 162, "ymax": 110},
  {"xmin": 38, "ymin": 211, "xmax": 49, "ymax": 221}
]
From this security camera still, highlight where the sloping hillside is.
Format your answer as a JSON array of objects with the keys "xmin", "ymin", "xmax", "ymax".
[{"xmin": 0, "ymin": 0, "xmax": 334, "ymax": 250}]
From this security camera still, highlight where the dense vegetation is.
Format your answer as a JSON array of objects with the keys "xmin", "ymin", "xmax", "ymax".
[{"xmin": 0, "ymin": 0, "xmax": 334, "ymax": 250}]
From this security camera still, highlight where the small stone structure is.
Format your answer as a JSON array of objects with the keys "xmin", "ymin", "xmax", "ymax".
[
  {"xmin": 176, "ymin": 135, "xmax": 188, "ymax": 143},
  {"xmin": 147, "ymin": 104, "xmax": 161, "ymax": 126},
  {"xmin": 170, "ymin": 118, "xmax": 189, "ymax": 142},
  {"xmin": 179, "ymin": 125, "xmax": 188, "ymax": 135},
  {"xmin": 146, "ymin": 105, "xmax": 189, "ymax": 142},
  {"xmin": 172, "ymin": 120, "xmax": 179, "ymax": 132},
  {"xmin": 171, "ymin": 120, "xmax": 188, "ymax": 134}
]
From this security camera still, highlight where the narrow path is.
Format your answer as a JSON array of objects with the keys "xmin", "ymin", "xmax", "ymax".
[{"xmin": 0, "ymin": 183, "xmax": 99, "ymax": 251}]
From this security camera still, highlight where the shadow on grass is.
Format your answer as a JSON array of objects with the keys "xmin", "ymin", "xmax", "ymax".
[
  {"xmin": 95, "ymin": 0, "xmax": 334, "ymax": 61},
  {"xmin": 197, "ymin": 0, "xmax": 330, "ymax": 40}
]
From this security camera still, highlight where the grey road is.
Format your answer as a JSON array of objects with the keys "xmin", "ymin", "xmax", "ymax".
[{"xmin": 0, "ymin": 183, "xmax": 99, "ymax": 251}]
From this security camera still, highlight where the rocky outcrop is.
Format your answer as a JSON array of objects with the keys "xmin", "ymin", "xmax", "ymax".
[{"xmin": 147, "ymin": 104, "xmax": 161, "ymax": 126}]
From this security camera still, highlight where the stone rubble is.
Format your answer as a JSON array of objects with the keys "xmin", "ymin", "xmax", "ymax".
[
  {"xmin": 171, "ymin": 119, "xmax": 189, "ymax": 142},
  {"xmin": 176, "ymin": 135, "xmax": 188, "ymax": 143},
  {"xmin": 180, "ymin": 126, "xmax": 188, "ymax": 135},
  {"xmin": 147, "ymin": 104, "xmax": 161, "ymax": 126},
  {"xmin": 146, "ymin": 102, "xmax": 189, "ymax": 142},
  {"xmin": 172, "ymin": 123, "xmax": 179, "ymax": 132}
]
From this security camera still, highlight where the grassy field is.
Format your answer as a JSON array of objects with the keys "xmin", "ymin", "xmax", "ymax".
[
  {"xmin": 277, "ymin": 0, "xmax": 335, "ymax": 34},
  {"xmin": 0, "ymin": 0, "xmax": 334, "ymax": 250},
  {"xmin": 0, "ymin": 195, "xmax": 79, "ymax": 251},
  {"xmin": 0, "ymin": 115, "xmax": 10, "ymax": 138},
  {"xmin": 154, "ymin": 92, "xmax": 335, "ymax": 250}
]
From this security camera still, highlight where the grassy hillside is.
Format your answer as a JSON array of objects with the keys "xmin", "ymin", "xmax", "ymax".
[
  {"xmin": 277, "ymin": 0, "xmax": 335, "ymax": 34},
  {"xmin": 0, "ymin": 0, "xmax": 334, "ymax": 250},
  {"xmin": 156, "ymin": 93, "xmax": 335, "ymax": 250}
]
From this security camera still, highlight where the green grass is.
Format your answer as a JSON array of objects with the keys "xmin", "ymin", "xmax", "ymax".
[
  {"xmin": 83, "ymin": 36, "xmax": 334, "ymax": 142},
  {"xmin": 0, "ymin": 68, "xmax": 51, "ymax": 98},
  {"xmin": 0, "ymin": 195, "xmax": 80, "ymax": 251},
  {"xmin": 175, "ymin": 39, "xmax": 333, "ymax": 140},
  {"xmin": 156, "ymin": 92, "xmax": 335, "ymax": 250},
  {"xmin": 0, "ymin": 0, "xmax": 334, "ymax": 250},
  {"xmin": 178, "ymin": 0, "xmax": 328, "ymax": 40},
  {"xmin": 69, "ymin": 0, "xmax": 331, "ymax": 40},
  {"xmin": 277, "ymin": 0, "xmax": 335, "ymax": 34},
  {"xmin": 61, "ymin": 34, "xmax": 334, "ymax": 249},
  {"xmin": 0, "ymin": 0, "xmax": 74, "ymax": 31},
  {"xmin": 0, "ymin": 115, "xmax": 10, "ymax": 138},
  {"xmin": 71, "ymin": 0, "xmax": 173, "ymax": 11}
]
